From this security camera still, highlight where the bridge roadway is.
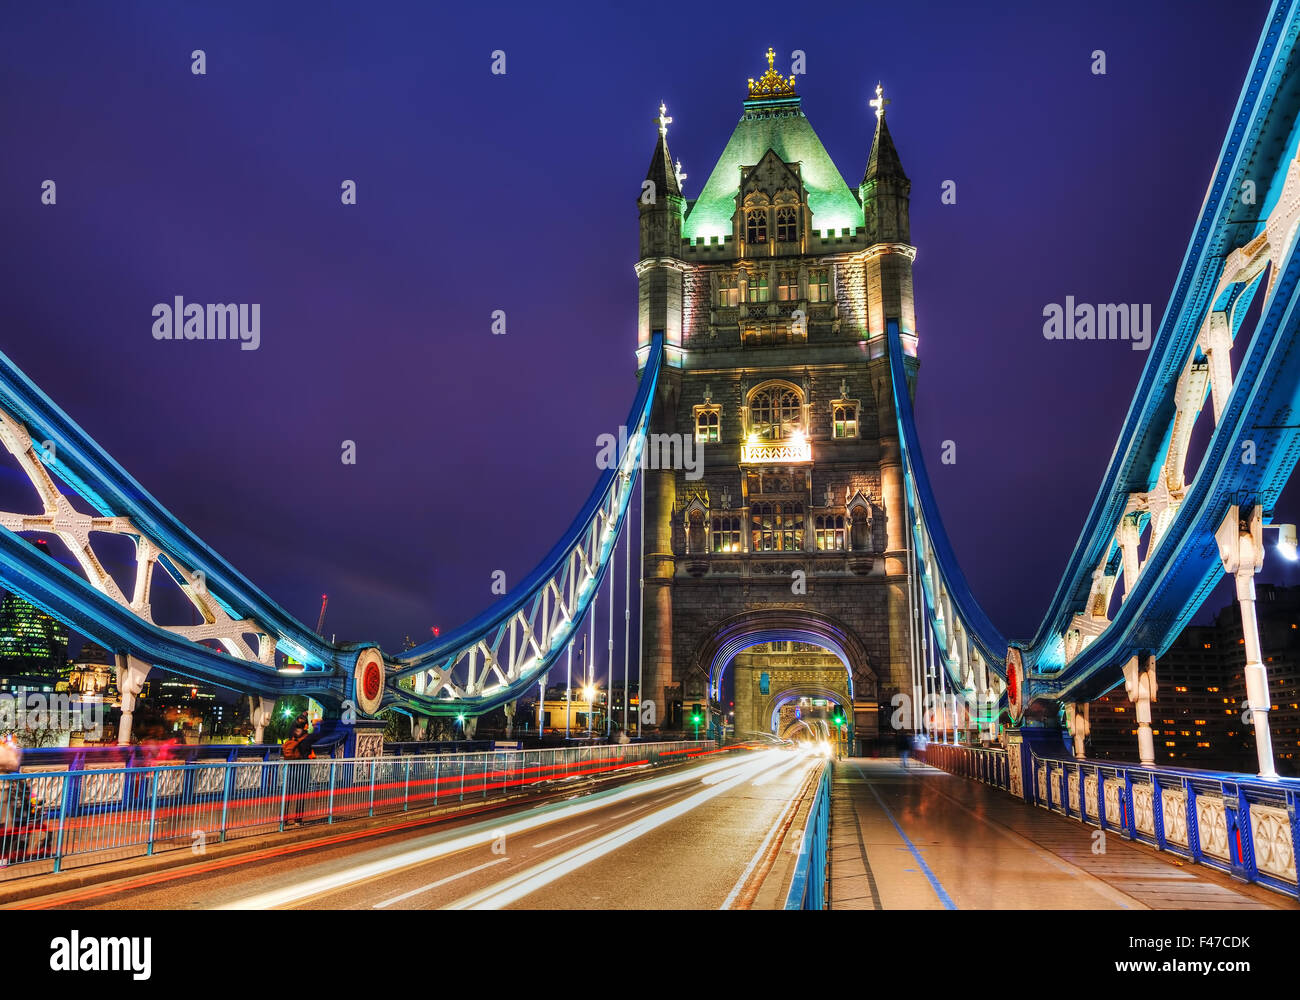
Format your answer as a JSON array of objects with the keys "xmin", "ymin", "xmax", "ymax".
[
  {"xmin": 830, "ymin": 759, "xmax": 1297, "ymax": 910},
  {"xmin": 4, "ymin": 747, "xmax": 822, "ymax": 910},
  {"xmin": 6, "ymin": 751, "xmax": 1295, "ymax": 910}
]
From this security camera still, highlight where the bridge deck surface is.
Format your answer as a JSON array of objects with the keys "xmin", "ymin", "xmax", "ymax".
[{"xmin": 829, "ymin": 758, "xmax": 1297, "ymax": 910}]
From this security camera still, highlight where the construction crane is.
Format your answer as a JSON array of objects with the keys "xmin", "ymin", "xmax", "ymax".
[{"xmin": 315, "ymin": 594, "xmax": 329, "ymax": 636}]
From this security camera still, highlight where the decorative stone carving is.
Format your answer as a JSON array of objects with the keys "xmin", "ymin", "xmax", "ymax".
[
  {"xmin": 1104, "ymin": 778, "xmax": 1126, "ymax": 828},
  {"xmin": 1249, "ymin": 803, "xmax": 1297, "ymax": 883},
  {"xmin": 1161, "ymin": 787, "xmax": 1189, "ymax": 847},
  {"xmin": 1197, "ymin": 795, "xmax": 1230, "ymax": 861},
  {"xmin": 1133, "ymin": 782, "xmax": 1155, "ymax": 836}
]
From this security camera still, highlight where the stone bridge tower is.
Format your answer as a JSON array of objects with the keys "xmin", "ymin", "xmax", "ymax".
[{"xmin": 636, "ymin": 51, "xmax": 919, "ymax": 743}]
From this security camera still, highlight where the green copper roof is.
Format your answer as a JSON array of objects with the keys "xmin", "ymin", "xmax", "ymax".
[{"xmin": 682, "ymin": 99, "xmax": 863, "ymax": 241}]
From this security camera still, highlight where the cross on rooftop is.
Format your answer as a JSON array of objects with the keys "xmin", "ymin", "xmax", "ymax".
[
  {"xmin": 655, "ymin": 102, "xmax": 673, "ymax": 138},
  {"xmin": 870, "ymin": 82, "xmax": 891, "ymax": 120}
]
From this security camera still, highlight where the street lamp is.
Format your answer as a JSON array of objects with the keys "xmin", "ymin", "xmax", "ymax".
[{"xmin": 582, "ymin": 686, "xmax": 595, "ymax": 738}]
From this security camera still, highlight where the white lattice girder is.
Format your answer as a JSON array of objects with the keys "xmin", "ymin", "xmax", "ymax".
[
  {"xmin": 408, "ymin": 461, "xmax": 636, "ymax": 702},
  {"xmin": 0, "ymin": 409, "xmax": 277, "ymax": 668}
]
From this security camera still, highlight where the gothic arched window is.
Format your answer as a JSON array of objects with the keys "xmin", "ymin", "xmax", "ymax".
[
  {"xmin": 776, "ymin": 206, "xmax": 798, "ymax": 242},
  {"xmin": 696, "ymin": 408, "xmax": 719, "ymax": 443},
  {"xmin": 746, "ymin": 209, "xmax": 768, "ymax": 244},
  {"xmin": 833, "ymin": 404, "xmax": 858, "ymax": 439},
  {"xmin": 748, "ymin": 274, "xmax": 769, "ymax": 304},
  {"xmin": 748, "ymin": 384, "xmax": 802, "ymax": 440}
]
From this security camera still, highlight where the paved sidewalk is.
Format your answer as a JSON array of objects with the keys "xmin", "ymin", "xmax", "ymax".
[{"xmin": 828, "ymin": 758, "xmax": 1295, "ymax": 910}]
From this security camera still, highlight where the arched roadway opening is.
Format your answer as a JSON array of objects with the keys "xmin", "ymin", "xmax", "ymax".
[{"xmin": 686, "ymin": 609, "xmax": 878, "ymax": 752}]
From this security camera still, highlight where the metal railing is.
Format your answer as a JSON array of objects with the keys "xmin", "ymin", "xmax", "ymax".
[
  {"xmin": 784, "ymin": 760, "xmax": 830, "ymax": 910},
  {"xmin": 0, "ymin": 740, "xmax": 724, "ymax": 879},
  {"xmin": 920, "ymin": 741, "xmax": 1300, "ymax": 899}
]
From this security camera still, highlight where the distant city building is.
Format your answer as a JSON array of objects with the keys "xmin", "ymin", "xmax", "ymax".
[
  {"xmin": 59, "ymin": 640, "xmax": 118, "ymax": 703},
  {"xmin": 0, "ymin": 542, "xmax": 70, "ymax": 694},
  {"xmin": 1089, "ymin": 584, "xmax": 1300, "ymax": 776}
]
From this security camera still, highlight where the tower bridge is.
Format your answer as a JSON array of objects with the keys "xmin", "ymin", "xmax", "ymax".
[{"xmin": 3, "ymin": 0, "xmax": 1300, "ymax": 912}]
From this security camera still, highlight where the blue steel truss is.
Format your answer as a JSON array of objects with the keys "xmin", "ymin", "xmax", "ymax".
[
  {"xmin": 0, "ymin": 333, "xmax": 662, "ymax": 718},
  {"xmin": 892, "ymin": 0, "xmax": 1300, "ymax": 712}
]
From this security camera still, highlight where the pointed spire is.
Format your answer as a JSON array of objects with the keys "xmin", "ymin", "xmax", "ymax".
[
  {"xmin": 643, "ymin": 101, "xmax": 681, "ymax": 199},
  {"xmin": 862, "ymin": 83, "xmax": 908, "ymax": 186}
]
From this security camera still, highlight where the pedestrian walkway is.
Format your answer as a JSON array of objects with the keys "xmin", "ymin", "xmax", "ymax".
[{"xmin": 828, "ymin": 758, "xmax": 1296, "ymax": 910}]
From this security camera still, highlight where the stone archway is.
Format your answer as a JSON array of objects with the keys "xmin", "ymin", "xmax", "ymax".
[
  {"xmin": 765, "ymin": 683, "xmax": 850, "ymax": 738},
  {"xmin": 686, "ymin": 608, "xmax": 879, "ymax": 749}
]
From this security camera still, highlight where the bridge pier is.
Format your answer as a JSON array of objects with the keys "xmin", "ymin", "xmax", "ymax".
[
  {"xmin": 1123, "ymin": 653, "xmax": 1157, "ymax": 767},
  {"xmin": 1064, "ymin": 702, "xmax": 1089, "ymax": 759},
  {"xmin": 251, "ymin": 695, "xmax": 275, "ymax": 744},
  {"xmin": 1216, "ymin": 505, "xmax": 1279, "ymax": 778},
  {"xmin": 114, "ymin": 654, "xmax": 151, "ymax": 746}
]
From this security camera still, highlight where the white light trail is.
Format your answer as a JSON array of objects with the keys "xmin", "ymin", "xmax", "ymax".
[{"xmin": 217, "ymin": 750, "xmax": 766, "ymax": 910}]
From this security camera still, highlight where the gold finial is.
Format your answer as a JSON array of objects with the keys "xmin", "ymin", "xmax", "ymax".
[
  {"xmin": 747, "ymin": 47, "xmax": 797, "ymax": 100},
  {"xmin": 654, "ymin": 101, "xmax": 673, "ymax": 138},
  {"xmin": 869, "ymin": 82, "xmax": 891, "ymax": 120}
]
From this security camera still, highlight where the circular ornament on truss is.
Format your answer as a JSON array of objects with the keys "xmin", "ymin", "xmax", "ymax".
[
  {"xmin": 354, "ymin": 648, "xmax": 386, "ymax": 717},
  {"xmin": 1005, "ymin": 646, "xmax": 1024, "ymax": 724}
]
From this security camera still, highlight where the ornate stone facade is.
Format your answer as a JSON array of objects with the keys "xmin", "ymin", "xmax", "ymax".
[{"xmin": 636, "ymin": 56, "xmax": 918, "ymax": 737}]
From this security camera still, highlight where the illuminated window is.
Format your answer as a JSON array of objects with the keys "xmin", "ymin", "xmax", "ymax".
[
  {"xmin": 832, "ymin": 404, "xmax": 858, "ymax": 439},
  {"xmin": 748, "ymin": 385, "xmax": 802, "ymax": 440},
  {"xmin": 746, "ymin": 209, "xmax": 768, "ymax": 244},
  {"xmin": 748, "ymin": 274, "xmax": 770, "ymax": 303},
  {"xmin": 711, "ymin": 516, "xmax": 742, "ymax": 553},
  {"xmin": 776, "ymin": 206, "xmax": 798, "ymax": 242},
  {"xmin": 751, "ymin": 502, "xmax": 804, "ymax": 552},
  {"xmin": 809, "ymin": 269, "xmax": 830, "ymax": 303},
  {"xmin": 715, "ymin": 274, "xmax": 739, "ymax": 308},
  {"xmin": 815, "ymin": 515, "xmax": 846, "ymax": 551},
  {"xmin": 777, "ymin": 271, "xmax": 798, "ymax": 301},
  {"xmin": 695, "ymin": 408, "xmax": 719, "ymax": 443}
]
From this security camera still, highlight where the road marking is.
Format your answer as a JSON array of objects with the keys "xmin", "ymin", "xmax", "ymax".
[
  {"xmin": 532, "ymin": 823, "xmax": 598, "ymax": 849},
  {"xmin": 373, "ymin": 857, "xmax": 509, "ymax": 909},
  {"xmin": 853, "ymin": 763, "xmax": 957, "ymax": 910},
  {"xmin": 721, "ymin": 756, "xmax": 814, "ymax": 909},
  {"xmin": 218, "ymin": 751, "xmax": 758, "ymax": 909},
  {"xmin": 445, "ymin": 752, "xmax": 791, "ymax": 910}
]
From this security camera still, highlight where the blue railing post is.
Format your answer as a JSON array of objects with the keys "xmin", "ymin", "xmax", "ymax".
[
  {"xmin": 368, "ymin": 757, "xmax": 377, "ymax": 818},
  {"xmin": 146, "ymin": 770, "xmax": 160, "ymax": 856},
  {"xmin": 278, "ymin": 763, "xmax": 288, "ymax": 833},
  {"xmin": 1185, "ymin": 778, "xmax": 1201, "ymax": 864},
  {"xmin": 403, "ymin": 757, "xmax": 411, "ymax": 812},
  {"xmin": 1122, "ymin": 769, "xmax": 1136, "ymax": 839},
  {"xmin": 1153, "ymin": 776, "xmax": 1167, "ymax": 850},
  {"xmin": 51, "ymin": 772, "xmax": 72, "ymax": 874},
  {"xmin": 326, "ymin": 761, "xmax": 337, "ymax": 824},
  {"xmin": 219, "ymin": 765, "xmax": 233, "ymax": 843}
]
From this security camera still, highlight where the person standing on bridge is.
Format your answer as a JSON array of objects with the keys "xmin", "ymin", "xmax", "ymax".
[
  {"xmin": 282, "ymin": 713, "xmax": 318, "ymax": 826},
  {"xmin": 896, "ymin": 728, "xmax": 911, "ymax": 769}
]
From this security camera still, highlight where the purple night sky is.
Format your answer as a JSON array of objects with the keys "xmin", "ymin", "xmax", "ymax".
[{"xmin": 2, "ymin": 0, "xmax": 1296, "ymax": 659}]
